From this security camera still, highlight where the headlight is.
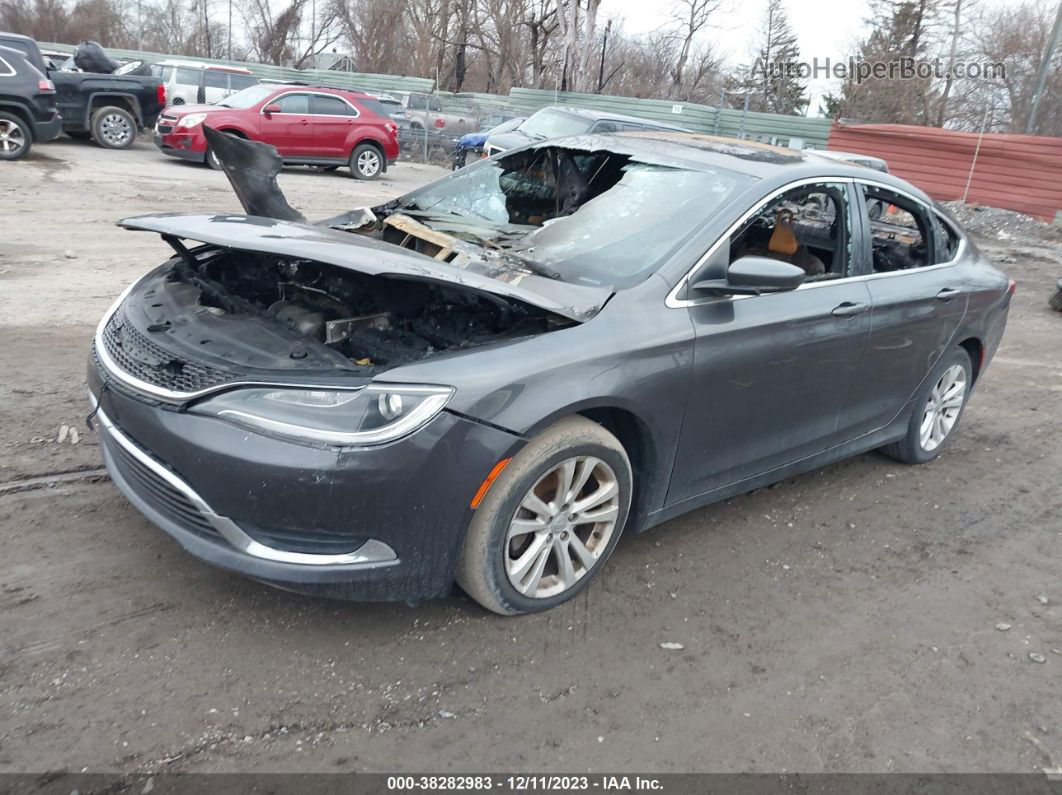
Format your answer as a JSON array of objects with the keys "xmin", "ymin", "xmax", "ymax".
[
  {"xmin": 176, "ymin": 113, "xmax": 208, "ymax": 129},
  {"xmin": 189, "ymin": 384, "xmax": 454, "ymax": 446}
]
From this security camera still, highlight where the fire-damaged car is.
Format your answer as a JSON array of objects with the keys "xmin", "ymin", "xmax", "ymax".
[{"xmin": 88, "ymin": 128, "xmax": 1012, "ymax": 614}]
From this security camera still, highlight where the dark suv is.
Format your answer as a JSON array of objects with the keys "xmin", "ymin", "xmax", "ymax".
[{"xmin": 0, "ymin": 43, "xmax": 61, "ymax": 160}]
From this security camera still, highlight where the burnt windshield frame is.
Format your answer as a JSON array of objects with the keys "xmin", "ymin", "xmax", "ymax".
[{"xmin": 392, "ymin": 146, "xmax": 752, "ymax": 289}]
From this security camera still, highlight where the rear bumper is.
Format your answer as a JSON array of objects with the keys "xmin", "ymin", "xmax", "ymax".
[{"xmin": 33, "ymin": 114, "xmax": 62, "ymax": 142}]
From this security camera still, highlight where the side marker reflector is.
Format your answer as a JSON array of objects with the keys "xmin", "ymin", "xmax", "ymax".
[{"xmin": 470, "ymin": 458, "xmax": 512, "ymax": 509}]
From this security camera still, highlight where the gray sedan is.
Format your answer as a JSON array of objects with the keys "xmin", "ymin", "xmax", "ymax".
[{"xmin": 88, "ymin": 131, "xmax": 1012, "ymax": 614}]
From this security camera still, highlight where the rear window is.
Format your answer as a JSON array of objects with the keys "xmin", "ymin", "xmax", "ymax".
[
  {"xmin": 229, "ymin": 73, "xmax": 257, "ymax": 90},
  {"xmin": 175, "ymin": 67, "xmax": 200, "ymax": 86},
  {"xmin": 310, "ymin": 94, "xmax": 353, "ymax": 116},
  {"xmin": 204, "ymin": 70, "xmax": 228, "ymax": 89},
  {"xmin": 356, "ymin": 98, "xmax": 391, "ymax": 119}
]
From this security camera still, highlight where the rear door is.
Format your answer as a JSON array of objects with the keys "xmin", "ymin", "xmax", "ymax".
[
  {"xmin": 258, "ymin": 92, "xmax": 314, "ymax": 157},
  {"xmin": 309, "ymin": 93, "xmax": 358, "ymax": 158},
  {"xmin": 171, "ymin": 66, "xmax": 200, "ymax": 105},
  {"xmin": 845, "ymin": 182, "xmax": 969, "ymax": 432}
]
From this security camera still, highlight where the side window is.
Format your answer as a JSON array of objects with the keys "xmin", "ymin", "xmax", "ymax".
[
  {"xmin": 593, "ymin": 121, "xmax": 619, "ymax": 133},
  {"xmin": 726, "ymin": 182, "xmax": 854, "ymax": 281},
  {"xmin": 175, "ymin": 67, "xmax": 200, "ymax": 86},
  {"xmin": 860, "ymin": 185, "xmax": 932, "ymax": 272},
  {"xmin": 229, "ymin": 73, "xmax": 257, "ymax": 90},
  {"xmin": 310, "ymin": 94, "xmax": 353, "ymax": 116},
  {"xmin": 151, "ymin": 64, "xmax": 174, "ymax": 81},
  {"xmin": 274, "ymin": 93, "xmax": 309, "ymax": 114},
  {"xmin": 933, "ymin": 212, "xmax": 961, "ymax": 262},
  {"xmin": 203, "ymin": 70, "xmax": 228, "ymax": 89},
  {"xmin": 427, "ymin": 97, "xmax": 442, "ymax": 112},
  {"xmin": 407, "ymin": 94, "xmax": 427, "ymax": 110},
  {"xmin": 620, "ymin": 123, "xmax": 644, "ymax": 131}
]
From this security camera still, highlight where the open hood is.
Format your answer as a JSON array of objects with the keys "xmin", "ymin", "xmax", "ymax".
[{"xmin": 119, "ymin": 213, "xmax": 612, "ymax": 322}]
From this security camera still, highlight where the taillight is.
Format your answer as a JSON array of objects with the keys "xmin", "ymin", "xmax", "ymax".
[
  {"xmin": 434, "ymin": 118, "xmax": 445, "ymax": 129},
  {"xmin": 1007, "ymin": 279, "xmax": 1017, "ymax": 296},
  {"xmin": 37, "ymin": 79, "xmax": 54, "ymax": 92},
  {"xmin": 157, "ymin": 83, "xmax": 166, "ymax": 106},
  {"xmin": 385, "ymin": 121, "xmax": 397, "ymax": 135}
]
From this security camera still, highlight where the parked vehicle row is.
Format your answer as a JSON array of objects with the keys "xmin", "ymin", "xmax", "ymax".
[{"xmin": 0, "ymin": 32, "xmax": 165, "ymax": 154}]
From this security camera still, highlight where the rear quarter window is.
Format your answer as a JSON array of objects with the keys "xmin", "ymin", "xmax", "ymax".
[
  {"xmin": 355, "ymin": 98, "xmax": 391, "ymax": 119},
  {"xmin": 0, "ymin": 56, "xmax": 14, "ymax": 77}
]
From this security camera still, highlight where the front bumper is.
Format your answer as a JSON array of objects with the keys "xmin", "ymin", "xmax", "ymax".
[
  {"xmin": 155, "ymin": 130, "xmax": 207, "ymax": 163},
  {"xmin": 88, "ymin": 348, "xmax": 523, "ymax": 601}
]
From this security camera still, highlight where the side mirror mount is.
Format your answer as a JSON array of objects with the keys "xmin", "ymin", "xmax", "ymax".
[
  {"xmin": 692, "ymin": 256, "xmax": 806, "ymax": 296},
  {"xmin": 262, "ymin": 104, "xmax": 281, "ymax": 116}
]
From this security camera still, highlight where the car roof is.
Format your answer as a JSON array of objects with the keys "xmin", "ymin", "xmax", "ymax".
[
  {"xmin": 536, "ymin": 105, "xmax": 687, "ymax": 130},
  {"xmin": 156, "ymin": 59, "xmax": 252, "ymax": 73},
  {"xmin": 530, "ymin": 131, "xmax": 933, "ymax": 203}
]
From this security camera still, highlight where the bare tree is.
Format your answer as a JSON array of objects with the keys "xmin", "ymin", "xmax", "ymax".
[{"xmin": 670, "ymin": 0, "xmax": 720, "ymax": 88}]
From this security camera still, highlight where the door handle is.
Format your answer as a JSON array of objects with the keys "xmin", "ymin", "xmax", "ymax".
[
  {"xmin": 936, "ymin": 288, "xmax": 960, "ymax": 302},
  {"xmin": 832, "ymin": 301, "xmax": 868, "ymax": 317}
]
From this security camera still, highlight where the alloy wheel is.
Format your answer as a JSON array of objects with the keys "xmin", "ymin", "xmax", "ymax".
[
  {"xmin": 99, "ymin": 113, "xmax": 133, "ymax": 147},
  {"xmin": 505, "ymin": 456, "xmax": 620, "ymax": 599},
  {"xmin": 919, "ymin": 364, "xmax": 967, "ymax": 452},
  {"xmin": 0, "ymin": 119, "xmax": 27, "ymax": 157},
  {"xmin": 357, "ymin": 149, "xmax": 380, "ymax": 177}
]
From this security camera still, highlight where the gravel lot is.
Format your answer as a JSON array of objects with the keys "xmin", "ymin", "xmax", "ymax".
[{"xmin": 1, "ymin": 137, "xmax": 1060, "ymax": 775}]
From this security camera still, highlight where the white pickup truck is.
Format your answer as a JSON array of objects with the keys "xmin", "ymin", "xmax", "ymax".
[{"xmin": 391, "ymin": 91, "xmax": 478, "ymax": 136}]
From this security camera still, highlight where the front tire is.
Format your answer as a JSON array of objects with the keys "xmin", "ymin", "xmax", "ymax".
[
  {"xmin": 91, "ymin": 106, "xmax": 136, "ymax": 149},
  {"xmin": 0, "ymin": 112, "xmax": 31, "ymax": 160},
  {"xmin": 881, "ymin": 347, "xmax": 973, "ymax": 464},
  {"xmin": 456, "ymin": 416, "xmax": 632, "ymax": 615},
  {"xmin": 349, "ymin": 143, "xmax": 382, "ymax": 179}
]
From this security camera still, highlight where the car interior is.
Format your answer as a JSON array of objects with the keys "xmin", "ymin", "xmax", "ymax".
[
  {"xmin": 728, "ymin": 183, "xmax": 851, "ymax": 281},
  {"xmin": 861, "ymin": 185, "xmax": 933, "ymax": 272}
]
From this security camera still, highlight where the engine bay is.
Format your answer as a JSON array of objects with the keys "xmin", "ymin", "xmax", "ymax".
[{"xmin": 170, "ymin": 248, "xmax": 567, "ymax": 370}]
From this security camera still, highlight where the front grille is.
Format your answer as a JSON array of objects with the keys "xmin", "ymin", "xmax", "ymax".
[
  {"xmin": 105, "ymin": 432, "xmax": 219, "ymax": 540},
  {"xmin": 101, "ymin": 303, "xmax": 232, "ymax": 394}
]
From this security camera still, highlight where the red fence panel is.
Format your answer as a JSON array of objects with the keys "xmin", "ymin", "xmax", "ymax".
[{"xmin": 828, "ymin": 122, "xmax": 1062, "ymax": 224}]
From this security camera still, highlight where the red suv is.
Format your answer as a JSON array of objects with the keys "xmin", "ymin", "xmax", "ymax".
[{"xmin": 154, "ymin": 83, "xmax": 399, "ymax": 179}]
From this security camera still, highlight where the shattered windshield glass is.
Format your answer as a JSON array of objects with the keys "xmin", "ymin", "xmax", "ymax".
[{"xmin": 395, "ymin": 146, "xmax": 749, "ymax": 288}]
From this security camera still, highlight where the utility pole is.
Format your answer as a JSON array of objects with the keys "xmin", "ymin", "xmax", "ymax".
[
  {"xmin": 1026, "ymin": 0, "xmax": 1062, "ymax": 134},
  {"xmin": 596, "ymin": 19, "xmax": 611, "ymax": 94},
  {"xmin": 227, "ymin": 0, "xmax": 232, "ymax": 60},
  {"xmin": 137, "ymin": 0, "xmax": 142, "ymax": 50}
]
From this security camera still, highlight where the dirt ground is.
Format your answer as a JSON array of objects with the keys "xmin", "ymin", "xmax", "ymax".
[{"xmin": 0, "ymin": 137, "xmax": 1060, "ymax": 775}]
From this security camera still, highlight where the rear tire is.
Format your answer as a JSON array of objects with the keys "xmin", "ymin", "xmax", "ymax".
[
  {"xmin": 881, "ymin": 347, "xmax": 973, "ymax": 464},
  {"xmin": 456, "ymin": 416, "xmax": 632, "ymax": 615},
  {"xmin": 349, "ymin": 142, "xmax": 382, "ymax": 180},
  {"xmin": 1049, "ymin": 288, "xmax": 1062, "ymax": 312},
  {"xmin": 0, "ymin": 112, "xmax": 31, "ymax": 160},
  {"xmin": 91, "ymin": 106, "xmax": 136, "ymax": 149}
]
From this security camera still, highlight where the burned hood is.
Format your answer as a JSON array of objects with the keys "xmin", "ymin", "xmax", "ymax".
[{"xmin": 119, "ymin": 213, "xmax": 612, "ymax": 322}]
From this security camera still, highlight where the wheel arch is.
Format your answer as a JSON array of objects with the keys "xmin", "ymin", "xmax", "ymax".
[
  {"xmin": 87, "ymin": 93, "xmax": 142, "ymax": 128},
  {"xmin": 351, "ymin": 137, "xmax": 387, "ymax": 171},
  {"xmin": 0, "ymin": 101, "xmax": 34, "ymax": 138},
  {"xmin": 957, "ymin": 336, "xmax": 984, "ymax": 383},
  {"xmin": 517, "ymin": 401, "xmax": 664, "ymax": 535}
]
